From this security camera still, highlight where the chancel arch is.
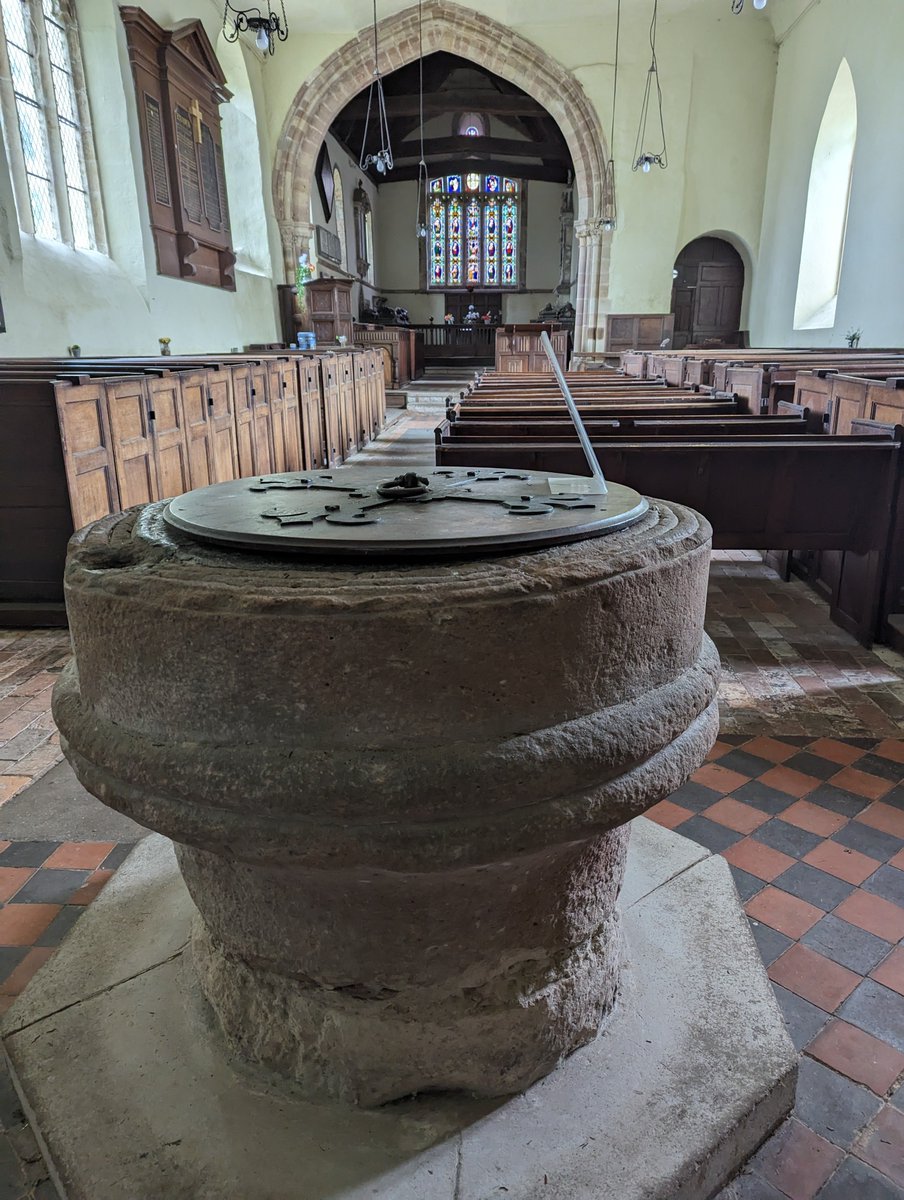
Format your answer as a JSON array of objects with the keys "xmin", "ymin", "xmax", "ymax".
[{"xmin": 272, "ymin": 0, "xmax": 611, "ymax": 351}]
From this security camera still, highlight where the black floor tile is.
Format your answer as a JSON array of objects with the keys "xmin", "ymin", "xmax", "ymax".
[
  {"xmin": 732, "ymin": 780, "xmax": 797, "ymax": 816},
  {"xmin": 861, "ymin": 865, "xmax": 904, "ymax": 908},
  {"xmin": 715, "ymin": 750, "xmax": 775, "ymax": 778},
  {"xmin": 856, "ymin": 754, "xmax": 904, "ymax": 785},
  {"xmin": 716, "ymin": 1171, "xmax": 787, "ymax": 1199},
  {"xmin": 832, "ymin": 822, "xmax": 904, "ymax": 863},
  {"xmin": 883, "ymin": 786, "xmax": 904, "ymax": 812},
  {"xmin": 784, "ymin": 751, "xmax": 846, "ymax": 781},
  {"xmin": 754, "ymin": 819, "xmax": 824, "ymax": 859},
  {"xmin": 676, "ymin": 816, "xmax": 744, "ymax": 855},
  {"xmin": 772, "ymin": 983, "xmax": 830, "ymax": 1051},
  {"xmin": 806, "ymin": 785, "xmax": 871, "ymax": 819},
  {"xmin": 794, "ymin": 1057, "xmax": 883, "ymax": 1149},
  {"xmin": 749, "ymin": 919, "xmax": 794, "ymax": 966},
  {"xmin": 0, "ymin": 844, "xmax": 58, "ymax": 869},
  {"xmin": 839, "ymin": 980, "xmax": 904, "ymax": 1054},
  {"xmin": 34, "ymin": 906, "xmax": 83, "ymax": 948},
  {"xmin": 774, "ymin": 863, "xmax": 855, "ymax": 911},
  {"xmin": 0, "ymin": 950, "xmax": 26, "ymax": 990},
  {"xmin": 730, "ymin": 866, "xmax": 766, "ymax": 902},
  {"xmin": 100, "ymin": 844, "xmax": 136, "ymax": 871},
  {"xmin": 8, "ymin": 870, "xmax": 88, "ymax": 906},
  {"xmin": 801, "ymin": 914, "xmax": 893, "ymax": 976},
  {"xmin": 817, "ymin": 1155, "xmax": 904, "ymax": 1199},
  {"xmin": 663, "ymin": 781, "xmax": 723, "ymax": 813}
]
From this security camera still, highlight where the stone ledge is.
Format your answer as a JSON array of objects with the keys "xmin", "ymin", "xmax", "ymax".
[{"xmin": 2, "ymin": 820, "xmax": 796, "ymax": 1200}]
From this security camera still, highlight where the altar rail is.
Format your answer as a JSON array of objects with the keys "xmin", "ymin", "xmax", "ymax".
[{"xmin": 407, "ymin": 323, "xmax": 496, "ymax": 364}]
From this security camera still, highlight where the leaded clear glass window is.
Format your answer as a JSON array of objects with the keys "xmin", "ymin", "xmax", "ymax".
[
  {"xmin": 0, "ymin": 0, "xmax": 102, "ymax": 249},
  {"xmin": 428, "ymin": 174, "xmax": 519, "ymax": 289}
]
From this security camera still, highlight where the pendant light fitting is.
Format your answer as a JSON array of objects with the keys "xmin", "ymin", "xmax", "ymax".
[
  {"xmin": 632, "ymin": 0, "xmax": 668, "ymax": 173},
  {"xmin": 359, "ymin": 0, "xmax": 394, "ymax": 176},
  {"xmin": 222, "ymin": 0, "xmax": 287, "ymax": 55},
  {"xmin": 732, "ymin": 0, "xmax": 767, "ymax": 11}
]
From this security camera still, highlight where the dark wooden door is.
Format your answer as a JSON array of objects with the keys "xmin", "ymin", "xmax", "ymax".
[
  {"xmin": 670, "ymin": 237, "xmax": 744, "ymax": 348},
  {"xmin": 694, "ymin": 264, "xmax": 743, "ymax": 342}
]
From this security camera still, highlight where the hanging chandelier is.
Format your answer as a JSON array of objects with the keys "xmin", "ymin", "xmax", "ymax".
[
  {"xmin": 732, "ymin": 0, "xmax": 767, "ymax": 11},
  {"xmin": 359, "ymin": 0, "xmax": 394, "ymax": 176},
  {"xmin": 415, "ymin": 0, "xmax": 429, "ymax": 238},
  {"xmin": 222, "ymin": 0, "xmax": 287, "ymax": 54},
  {"xmin": 632, "ymin": 0, "xmax": 668, "ymax": 173}
]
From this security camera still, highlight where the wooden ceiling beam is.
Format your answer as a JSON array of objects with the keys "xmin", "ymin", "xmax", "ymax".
[{"xmin": 338, "ymin": 91, "xmax": 546, "ymax": 119}]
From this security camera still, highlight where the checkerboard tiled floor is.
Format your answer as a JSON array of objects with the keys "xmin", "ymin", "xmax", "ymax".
[
  {"xmin": 3, "ymin": 534, "xmax": 904, "ymax": 1196},
  {"xmin": 658, "ymin": 735, "xmax": 904, "ymax": 1199}
]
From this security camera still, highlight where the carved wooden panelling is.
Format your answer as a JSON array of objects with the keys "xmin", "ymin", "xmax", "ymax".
[{"xmin": 121, "ymin": 8, "xmax": 235, "ymax": 290}]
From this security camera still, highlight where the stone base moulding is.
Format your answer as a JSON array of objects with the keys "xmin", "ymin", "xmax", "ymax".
[{"xmin": 2, "ymin": 821, "xmax": 797, "ymax": 1200}]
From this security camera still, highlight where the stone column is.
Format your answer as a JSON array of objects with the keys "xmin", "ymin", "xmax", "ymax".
[
  {"xmin": 53, "ymin": 497, "xmax": 719, "ymax": 1107},
  {"xmin": 574, "ymin": 220, "xmax": 612, "ymax": 354},
  {"xmin": 278, "ymin": 219, "xmax": 314, "ymax": 284}
]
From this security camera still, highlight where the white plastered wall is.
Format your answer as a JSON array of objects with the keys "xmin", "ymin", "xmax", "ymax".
[
  {"xmin": 0, "ymin": 0, "xmax": 281, "ymax": 354},
  {"xmin": 750, "ymin": 0, "xmax": 903, "ymax": 347}
]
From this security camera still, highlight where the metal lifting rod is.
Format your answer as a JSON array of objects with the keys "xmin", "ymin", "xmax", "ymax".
[{"xmin": 539, "ymin": 330, "xmax": 609, "ymax": 494}]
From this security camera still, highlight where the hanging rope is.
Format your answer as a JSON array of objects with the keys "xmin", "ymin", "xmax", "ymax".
[
  {"xmin": 415, "ymin": 0, "xmax": 428, "ymax": 237},
  {"xmin": 632, "ymin": 0, "xmax": 668, "ymax": 171},
  {"xmin": 359, "ymin": 0, "xmax": 393, "ymax": 174}
]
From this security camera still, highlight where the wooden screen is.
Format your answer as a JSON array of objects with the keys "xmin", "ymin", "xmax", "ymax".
[{"xmin": 121, "ymin": 8, "xmax": 235, "ymax": 290}]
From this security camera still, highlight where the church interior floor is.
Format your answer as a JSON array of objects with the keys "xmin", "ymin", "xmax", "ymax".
[{"xmin": 0, "ymin": 413, "xmax": 902, "ymax": 1197}]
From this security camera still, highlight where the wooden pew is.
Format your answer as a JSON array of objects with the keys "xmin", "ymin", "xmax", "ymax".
[{"xmin": 435, "ymin": 432, "xmax": 902, "ymax": 646}]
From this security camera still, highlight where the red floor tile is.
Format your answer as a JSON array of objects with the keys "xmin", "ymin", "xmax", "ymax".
[
  {"xmin": 755, "ymin": 1118, "xmax": 844, "ymax": 1200},
  {"xmin": 745, "ymin": 886, "xmax": 824, "ymax": 939},
  {"xmin": 724, "ymin": 837, "xmax": 797, "ymax": 882},
  {"xmin": 871, "ymin": 946, "xmax": 904, "ymax": 998},
  {"xmin": 834, "ymin": 890, "xmax": 904, "ymax": 942},
  {"xmin": 742, "ymin": 736, "xmax": 799, "ymax": 764},
  {"xmin": 44, "ymin": 842, "xmax": 115, "ymax": 870},
  {"xmin": 768, "ymin": 944, "xmax": 860, "ymax": 1012},
  {"xmin": 704, "ymin": 797, "xmax": 769, "ymax": 834},
  {"xmin": 68, "ymin": 869, "xmax": 113, "ymax": 905},
  {"xmin": 0, "ymin": 867, "xmax": 35, "ymax": 903},
  {"xmin": 705, "ymin": 740, "xmax": 733, "ymax": 761},
  {"xmin": 808, "ymin": 738, "xmax": 868, "ymax": 766},
  {"xmin": 855, "ymin": 1106, "xmax": 904, "ymax": 1186},
  {"xmin": 0, "ymin": 947, "xmax": 54, "ymax": 996},
  {"xmin": 691, "ymin": 763, "xmax": 751, "ymax": 794},
  {"xmin": 758, "ymin": 765, "xmax": 820, "ymax": 798},
  {"xmin": 0, "ymin": 903, "xmax": 60, "ymax": 946},
  {"xmin": 782, "ymin": 800, "xmax": 848, "ymax": 838},
  {"xmin": 645, "ymin": 799, "xmax": 694, "ymax": 830},
  {"xmin": 807, "ymin": 1020, "xmax": 904, "ymax": 1094},
  {"xmin": 856, "ymin": 802, "xmax": 904, "ymax": 839},
  {"xmin": 803, "ymin": 841, "xmax": 882, "ymax": 886},
  {"xmin": 875, "ymin": 739, "xmax": 904, "ymax": 765},
  {"xmin": 829, "ymin": 767, "xmax": 895, "ymax": 800}
]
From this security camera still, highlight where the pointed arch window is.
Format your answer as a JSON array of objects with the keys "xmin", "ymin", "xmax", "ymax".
[
  {"xmin": 332, "ymin": 166, "xmax": 346, "ymax": 270},
  {"xmin": 427, "ymin": 174, "xmax": 520, "ymax": 289},
  {"xmin": 794, "ymin": 60, "xmax": 857, "ymax": 331},
  {"xmin": 0, "ymin": 0, "xmax": 104, "ymax": 249}
]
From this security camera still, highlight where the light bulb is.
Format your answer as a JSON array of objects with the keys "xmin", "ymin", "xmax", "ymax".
[
  {"xmin": 255, "ymin": 24, "xmax": 269, "ymax": 51},
  {"xmin": 642, "ymin": 158, "xmax": 651, "ymax": 173},
  {"xmin": 753, "ymin": 0, "xmax": 767, "ymax": 8},
  {"xmin": 376, "ymin": 157, "xmax": 386, "ymax": 175}
]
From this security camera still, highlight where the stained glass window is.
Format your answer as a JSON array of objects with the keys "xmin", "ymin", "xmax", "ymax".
[{"xmin": 427, "ymin": 175, "xmax": 519, "ymax": 289}]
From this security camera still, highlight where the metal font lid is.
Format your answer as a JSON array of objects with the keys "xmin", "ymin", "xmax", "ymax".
[{"xmin": 162, "ymin": 466, "xmax": 649, "ymax": 558}]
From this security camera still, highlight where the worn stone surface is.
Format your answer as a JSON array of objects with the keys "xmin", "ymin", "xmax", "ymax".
[
  {"xmin": 52, "ymin": 493, "xmax": 719, "ymax": 1103},
  {"xmin": 1, "ymin": 821, "xmax": 796, "ymax": 1200}
]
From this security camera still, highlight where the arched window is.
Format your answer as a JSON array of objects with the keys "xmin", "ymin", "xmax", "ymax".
[
  {"xmin": 456, "ymin": 112, "xmax": 486, "ymax": 138},
  {"xmin": 333, "ymin": 166, "xmax": 346, "ymax": 270},
  {"xmin": 794, "ymin": 60, "xmax": 857, "ymax": 331},
  {"xmin": 0, "ymin": 0, "xmax": 103, "ymax": 249},
  {"xmin": 428, "ymin": 174, "xmax": 520, "ymax": 289}
]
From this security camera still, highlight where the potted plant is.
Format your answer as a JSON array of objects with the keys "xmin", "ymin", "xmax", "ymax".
[
  {"xmin": 159, "ymin": 336, "xmax": 171, "ymax": 356},
  {"xmin": 845, "ymin": 328, "xmax": 863, "ymax": 348}
]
